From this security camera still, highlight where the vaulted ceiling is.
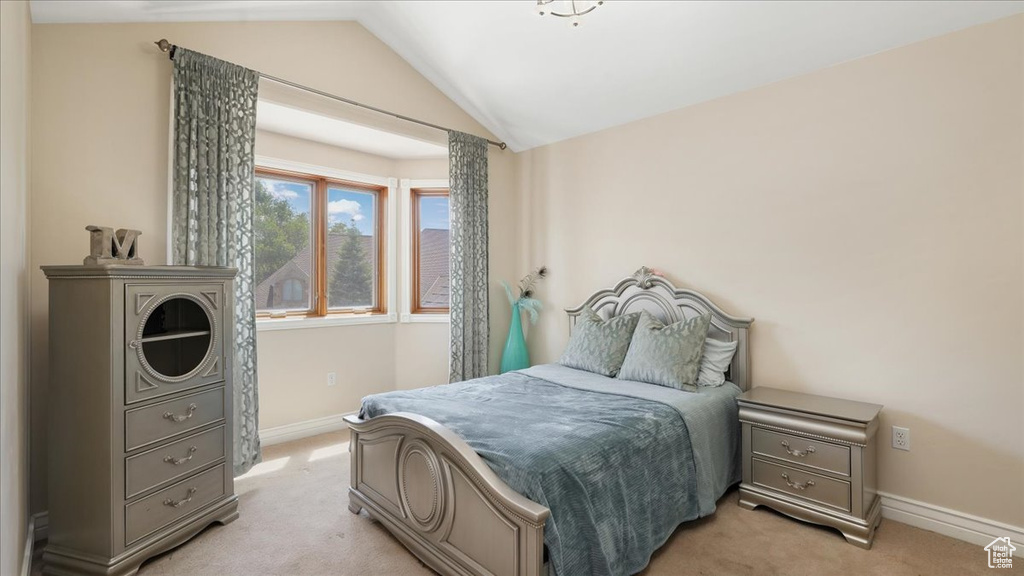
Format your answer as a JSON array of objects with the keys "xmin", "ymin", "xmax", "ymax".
[{"xmin": 31, "ymin": 1, "xmax": 1024, "ymax": 151}]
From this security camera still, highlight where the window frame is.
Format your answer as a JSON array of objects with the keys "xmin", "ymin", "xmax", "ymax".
[
  {"xmin": 254, "ymin": 165, "xmax": 389, "ymax": 320},
  {"xmin": 410, "ymin": 187, "xmax": 451, "ymax": 315},
  {"xmin": 399, "ymin": 179, "xmax": 450, "ymax": 323}
]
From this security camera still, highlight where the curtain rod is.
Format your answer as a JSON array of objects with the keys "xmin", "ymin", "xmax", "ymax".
[{"xmin": 154, "ymin": 39, "xmax": 507, "ymax": 150}]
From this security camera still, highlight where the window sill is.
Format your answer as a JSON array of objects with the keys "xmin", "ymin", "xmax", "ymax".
[
  {"xmin": 256, "ymin": 313, "xmax": 398, "ymax": 332},
  {"xmin": 400, "ymin": 313, "xmax": 450, "ymax": 324}
]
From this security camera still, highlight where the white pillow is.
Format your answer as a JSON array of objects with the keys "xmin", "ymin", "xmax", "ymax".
[{"xmin": 697, "ymin": 338, "xmax": 738, "ymax": 387}]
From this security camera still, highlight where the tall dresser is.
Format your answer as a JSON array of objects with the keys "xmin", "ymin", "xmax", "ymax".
[{"xmin": 41, "ymin": 265, "xmax": 239, "ymax": 576}]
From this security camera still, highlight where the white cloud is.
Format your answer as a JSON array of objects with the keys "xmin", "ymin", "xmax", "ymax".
[
  {"xmin": 259, "ymin": 179, "xmax": 300, "ymax": 200},
  {"xmin": 328, "ymin": 198, "xmax": 365, "ymax": 222},
  {"xmin": 268, "ymin": 183, "xmax": 299, "ymax": 200}
]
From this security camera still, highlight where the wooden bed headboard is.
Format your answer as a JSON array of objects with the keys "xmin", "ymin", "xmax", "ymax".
[{"xmin": 565, "ymin": 266, "xmax": 755, "ymax": 391}]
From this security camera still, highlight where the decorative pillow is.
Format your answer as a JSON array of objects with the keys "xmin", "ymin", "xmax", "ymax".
[
  {"xmin": 617, "ymin": 311, "xmax": 711, "ymax": 391},
  {"xmin": 559, "ymin": 308, "xmax": 641, "ymax": 377},
  {"xmin": 697, "ymin": 338, "xmax": 739, "ymax": 387}
]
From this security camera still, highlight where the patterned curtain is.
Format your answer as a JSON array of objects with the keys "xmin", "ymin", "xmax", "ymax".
[
  {"xmin": 171, "ymin": 48, "xmax": 262, "ymax": 476},
  {"xmin": 448, "ymin": 131, "xmax": 490, "ymax": 382}
]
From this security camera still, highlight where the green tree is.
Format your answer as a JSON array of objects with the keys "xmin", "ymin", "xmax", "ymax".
[
  {"xmin": 328, "ymin": 219, "xmax": 372, "ymax": 307},
  {"xmin": 253, "ymin": 179, "xmax": 309, "ymax": 287}
]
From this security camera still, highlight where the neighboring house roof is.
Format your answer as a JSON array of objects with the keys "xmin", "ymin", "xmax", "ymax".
[
  {"xmin": 254, "ymin": 228, "xmax": 450, "ymax": 309},
  {"xmin": 419, "ymin": 228, "xmax": 449, "ymax": 308},
  {"xmin": 255, "ymin": 233, "xmax": 378, "ymax": 309},
  {"xmin": 261, "ymin": 259, "xmax": 309, "ymax": 305}
]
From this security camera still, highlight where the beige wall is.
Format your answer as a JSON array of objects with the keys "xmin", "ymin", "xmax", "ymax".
[
  {"xmin": 0, "ymin": 1, "xmax": 32, "ymax": 573},
  {"xmin": 392, "ymin": 158, "xmax": 454, "ymax": 392},
  {"xmin": 29, "ymin": 21, "xmax": 520, "ymax": 514},
  {"xmin": 27, "ymin": 9, "xmax": 1017, "ymax": 537},
  {"xmin": 519, "ymin": 16, "xmax": 1024, "ymax": 526},
  {"xmin": 253, "ymin": 130, "xmax": 450, "ymax": 429}
]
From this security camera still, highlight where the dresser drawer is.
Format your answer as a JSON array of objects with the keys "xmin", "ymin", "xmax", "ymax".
[
  {"xmin": 751, "ymin": 427, "xmax": 850, "ymax": 476},
  {"xmin": 125, "ymin": 463, "xmax": 227, "ymax": 545},
  {"xmin": 752, "ymin": 458, "xmax": 851, "ymax": 513},
  {"xmin": 125, "ymin": 426, "xmax": 225, "ymax": 499},
  {"xmin": 125, "ymin": 387, "xmax": 224, "ymax": 452}
]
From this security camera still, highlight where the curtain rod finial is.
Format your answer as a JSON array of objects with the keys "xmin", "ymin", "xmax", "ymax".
[{"xmin": 155, "ymin": 39, "xmax": 172, "ymax": 53}]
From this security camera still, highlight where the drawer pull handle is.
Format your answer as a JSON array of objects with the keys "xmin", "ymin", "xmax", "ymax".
[
  {"xmin": 163, "ymin": 487, "xmax": 197, "ymax": 508},
  {"xmin": 163, "ymin": 404, "xmax": 197, "ymax": 423},
  {"xmin": 780, "ymin": 473, "xmax": 815, "ymax": 491},
  {"xmin": 780, "ymin": 440, "xmax": 815, "ymax": 458},
  {"xmin": 164, "ymin": 445, "xmax": 198, "ymax": 466}
]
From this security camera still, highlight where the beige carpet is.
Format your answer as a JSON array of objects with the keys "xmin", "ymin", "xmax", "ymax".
[{"xmin": 35, "ymin": 431, "xmax": 1003, "ymax": 575}]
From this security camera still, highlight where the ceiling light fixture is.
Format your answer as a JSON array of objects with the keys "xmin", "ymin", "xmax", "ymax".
[{"xmin": 536, "ymin": 0, "xmax": 604, "ymax": 28}]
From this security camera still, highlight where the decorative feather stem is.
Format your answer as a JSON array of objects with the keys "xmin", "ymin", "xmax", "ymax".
[
  {"xmin": 501, "ymin": 280, "xmax": 515, "ymax": 306},
  {"xmin": 500, "ymin": 267, "xmax": 548, "ymax": 323}
]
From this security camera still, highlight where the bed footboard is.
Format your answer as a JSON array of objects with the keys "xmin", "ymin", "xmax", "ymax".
[{"xmin": 344, "ymin": 413, "xmax": 550, "ymax": 576}]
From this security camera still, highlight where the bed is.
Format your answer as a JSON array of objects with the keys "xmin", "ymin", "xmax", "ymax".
[{"xmin": 344, "ymin": 267, "xmax": 753, "ymax": 576}]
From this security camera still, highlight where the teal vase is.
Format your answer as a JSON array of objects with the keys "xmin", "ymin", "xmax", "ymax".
[{"xmin": 500, "ymin": 303, "xmax": 530, "ymax": 373}]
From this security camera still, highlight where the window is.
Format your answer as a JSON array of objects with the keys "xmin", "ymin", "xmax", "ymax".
[
  {"xmin": 411, "ymin": 187, "xmax": 450, "ymax": 313},
  {"xmin": 254, "ymin": 172, "xmax": 313, "ymax": 313},
  {"xmin": 281, "ymin": 278, "xmax": 305, "ymax": 303},
  {"xmin": 326, "ymin": 185, "xmax": 379, "ymax": 309},
  {"xmin": 254, "ymin": 167, "xmax": 387, "ymax": 318}
]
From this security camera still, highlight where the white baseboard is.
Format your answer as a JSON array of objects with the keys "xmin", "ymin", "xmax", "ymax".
[
  {"xmin": 879, "ymin": 491, "xmax": 1024, "ymax": 546},
  {"xmin": 31, "ymin": 511, "xmax": 47, "ymax": 543},
  {"xmin": 258, "ymin": 412, "xmax": 355, "ymax": 447},
  {"xmin": 23, "ymin": 515, "xmax": 35, "ymax": 576}
]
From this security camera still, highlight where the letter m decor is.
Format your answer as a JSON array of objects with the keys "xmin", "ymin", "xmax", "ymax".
[{"xmin": 84, "ymin": 225, "xmax": 145, "ymax": 265}]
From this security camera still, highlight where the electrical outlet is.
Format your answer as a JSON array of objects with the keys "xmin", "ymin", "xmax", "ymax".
[
  {"xmin": 892, "ymin": 426, "xmax": 910, "ymax": 451},
  {"xmin": 327, "ymin": 372, "xmax": 337, "ymax": 387}
]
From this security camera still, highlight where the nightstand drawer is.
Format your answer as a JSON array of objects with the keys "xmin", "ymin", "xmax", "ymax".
[
  {"xmin": 752, "ymin": 458, "xmax": 851, "ymax": 513},
  {"xmin": 752, "ymin": 427, "xmax": 850, "ymax": 476}
]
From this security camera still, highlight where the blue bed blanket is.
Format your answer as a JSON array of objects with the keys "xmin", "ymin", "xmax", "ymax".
[{"xmin": 359, "ymin": 364, "xmax": 741, "ymax": 576}]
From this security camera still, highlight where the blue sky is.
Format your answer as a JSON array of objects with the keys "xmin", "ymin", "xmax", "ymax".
[
  {"xmin": 419, "ymin": 196, "xmax": 450, "ymax": 231},
  {"xmin": 327, "ymin": 187, "xmax": 375, "ymax": 235},
  {"xmin": 262, "ymin": 179, "xmax": 311, "ymax": 215},
  {"xmin": 260, "ymin": 177, "xmax": 449, "ymax": 235}
]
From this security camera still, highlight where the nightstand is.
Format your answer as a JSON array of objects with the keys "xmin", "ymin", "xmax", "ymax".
[{"xmin": 737, "ymin": 387, "xmax": 883, "ymax": 549}]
